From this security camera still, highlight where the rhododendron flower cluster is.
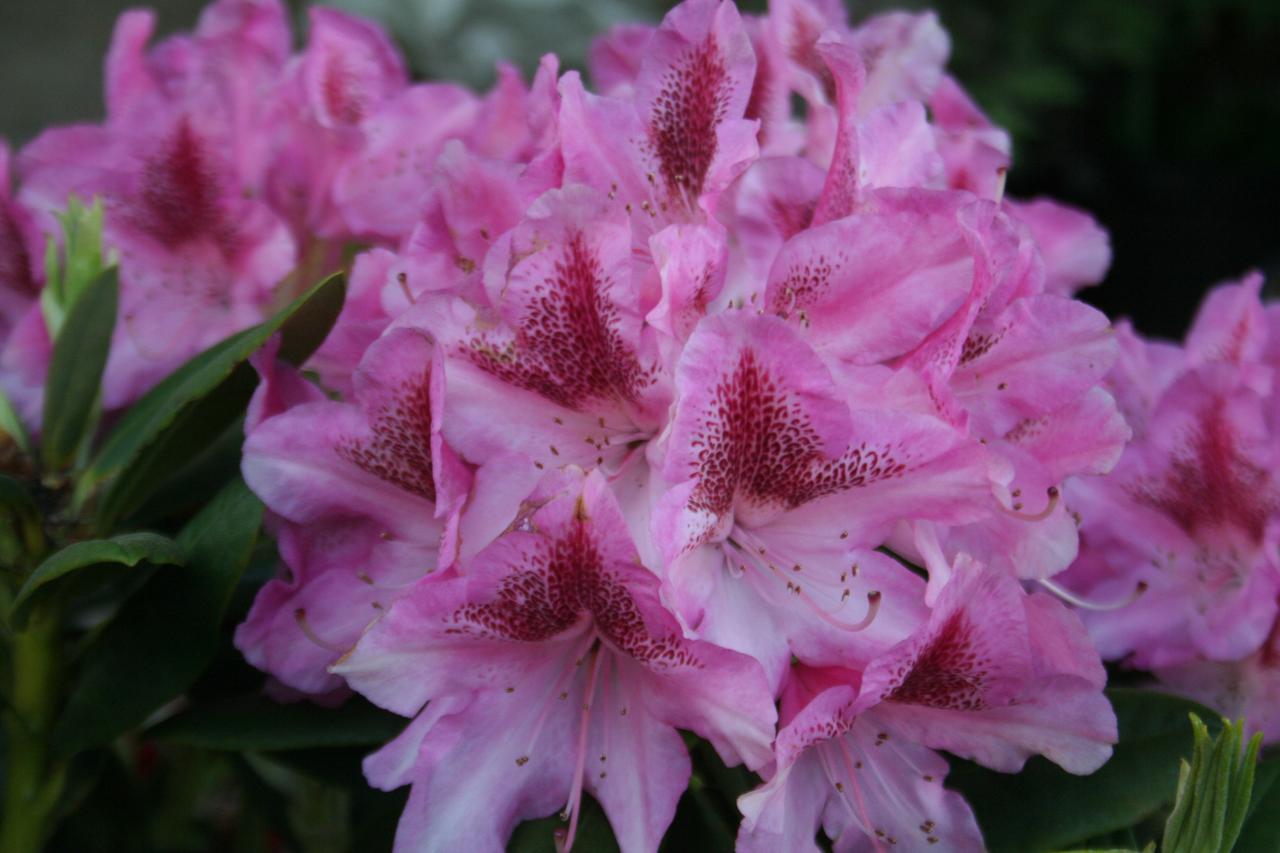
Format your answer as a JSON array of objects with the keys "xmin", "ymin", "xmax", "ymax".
[
  {"xmin": 13, "ymin": 0, "xmax": 1265, "ymax": 850},
  {"xmin": 231, "ymin": 0, "xmax": 1127, "ymax": 847},
  {"xmin": 1059, "ymin": 272, "xmax": 1280, "ymax": 745}
]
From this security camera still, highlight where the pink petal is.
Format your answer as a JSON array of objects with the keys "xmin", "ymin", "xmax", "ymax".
[
  {"xmin": 633, "ymin": 0, "xmax": 759, "ymax": 207},
  {"xmin": 301, "ymin": 8, "xmax": 407, "ymax": 129},
  {"xmin": 1005, "ymin": 198, "xmax": 1112, "ymax": 296},
  {"xmin": 765, "ymin": 190, "xmax": 995, "ymax": 365}
]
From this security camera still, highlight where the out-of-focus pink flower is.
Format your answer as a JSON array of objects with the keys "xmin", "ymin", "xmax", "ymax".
[
  {"xmin": 0, "ymin": 142, "xmax": 41, "ymax": 339},
  {"xmin": 739, "ymin": 559, "xmax": 1115, "ymax": 852},
  {"xmin": 1156, "ymin": 616, "xmax": 1280, "ymax": 744},
  {"xmin": 0, "ymin": 141, "xmax": 47, "ymax": 426},
  {"xmin": 335, "ymin": 470, "xmax": 776, "ymax": 853},
  {"xmin": 1059, "ymin": 272, "xmax": 1280, "ymax": 739},
  {"xmin": 16, "ymin": 0, "xmax": 296, "ymax": 411}
]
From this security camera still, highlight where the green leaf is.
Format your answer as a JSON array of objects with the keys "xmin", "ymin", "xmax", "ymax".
[
  {"xmin": 1222, "ymin": 727, "xmax": 1262, "ymax": 849},
  {"xmin": 40, "ymin": 195, "xmax": 110, "ymax": 339},
  {"xmin": 1236, "ymin": 758, "xmax": 1280, "ymax": 853},
  {"xmin": 509, "ymin": 793, "xmax": 619, "ymax": 853},
  {"xmin": 0, "ymin": 385, "xmax": 32, "ymax": 456},
  {"xmin": 53, "ymin": 477, "xmax": 263, "ymax": 755},
  {"xmin": 0, "ymin": 476, "xmax": 40, "ymax": 578},
  {"xmin": 40, "ymin": 267, "xmax": 118, "ymax": 471},
  {"xmin": 0, "ymin": 474, "xmax": 37, "ymax": 515},
  {"xmin": 948, "ymin": 689, "xmax": 1222, "ymax": 853},
  {"xmin": 81, "ymin": 272, "xmax": 345, "ymax": 525},
  {"xmin": 9, "ymin": 532, "xmax": 184, "ymax": 629},
  {"xmin": 1163, "ymin": 717, "xmax": 1262, "ymax": 853},
  {"xmin": 149, "ymin": 694, "xmax": 406, "ymax": 751}
]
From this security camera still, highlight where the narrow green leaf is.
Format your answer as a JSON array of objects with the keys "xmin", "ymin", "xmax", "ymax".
[
  {"xmin": 1223, "ymin": 732, "xmax": 1262, "ymax": 850},
  {"xmin": 81, "ymin": 272, "xmax": 345, "ymax": 524},
  {"xmin": 1164, "ymin": 717, "xmax": 1263, "ymax": 853},
  {"xmin": 9, "ymin": 532, "xmax": 184, "ymax": 629},
  {"xmin": 148, "ymin": 694, "xmax": 406, "ymax": 751},
  {"xmin": 41, "ymin": 268, "xmax": 118, "ymax": 470},
  {"xmin": 1164, "ymin": 715, "xmax": 1211, "ymax": 852},
  {"xmin": 1163, "ymin": 758, "xmax": 1195, "ymax": 852},
  {"xmin": 53, "ymin": 478, "xmax": 263, "ymax": 755},
  {"xmin": 948, "ymin": 689, "xmax": 1222, "ymax": 853},
  {"xmin": 0, "ymin": 385, "xmax": 32, "ymax": 456},
  {"xmin": 1190, "ymin": 718, "xmax": 1234, "ymax": 852}
]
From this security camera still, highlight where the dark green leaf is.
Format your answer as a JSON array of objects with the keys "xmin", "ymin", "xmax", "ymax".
[
  {"xmin": 53, "ymin": 478, "xmax": 263, "ymax": 755},
  {"xmin": 149, "ymin": 694, "xmax": 406, "ymax": 751},
  {"xmin": 509, "ymin": 793, "xmax": 619, "ymax": 853},
  {"xmin": 948, "ymin": 689, "xmax": 1222, "ymax": 853},
  {"xmin": 273, "ymin": 270, "xmax": 349, "ymax": 366},
  {"xmin": 10, "ymin": 532, "xmax": 184, "ymax": 629},
  {"xmin": 1235, "ymin": 758, "xmax": 1280, "ymax": 853},
  {"xmin": 41, "ymin": 268, "xmax": 118, "ymax": 470},
  {"xmin": 81, "ymin": 272, "xmax": 345, "ymax": 525},
  {"xmin": 0, "ymin": 474, "xmax": 37, "ymax": 515}
]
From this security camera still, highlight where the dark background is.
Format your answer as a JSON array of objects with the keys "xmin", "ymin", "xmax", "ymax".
[{"xmin": 3, "ymin": 0, "xmax": 1278, "ymax": 340}]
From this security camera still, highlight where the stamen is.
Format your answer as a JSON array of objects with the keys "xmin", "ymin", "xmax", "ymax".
[
  {"xmin": 293, "ymin": 608, "xmax": 347, "ymax": 653},
  {"xmin": 994, "ymin": 166, "xmax": 1008, "ymax": 205},
  {"xmin": 1038, "ymin": 577, "xmax": 1148, "ymax": 612},
  {"xmin": 557, "ymin": 645, "xmax": 606, "ymax": 853},
  {"xmin": 396, "ymin": 271, "xmax": 415, "ymax": 305},
  {"xmin": 999, "ymin": 486, "xmax": 1059, "ymax": 522},
  {"xmin": 818, "ymin": 737, "xmax": 885, "ymax": 853},
  {"xmin": 733, "ymin": 532, "xmax": 882, "ymax": 632}
]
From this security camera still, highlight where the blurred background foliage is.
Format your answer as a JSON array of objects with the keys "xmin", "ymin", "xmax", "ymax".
[{"xmin": 2, "ymin": 0, "xmax": 1279, "ymax": 337}]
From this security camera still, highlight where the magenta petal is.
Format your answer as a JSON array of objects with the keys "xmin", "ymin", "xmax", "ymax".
[{"xmin": 861, "ymin": 559, "xmax": 1116, "ymax": 774}]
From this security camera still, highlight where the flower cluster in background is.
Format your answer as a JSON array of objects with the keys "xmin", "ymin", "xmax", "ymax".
[
  {"xmin": 1060, "ymin": 273, "xmax": 1280, "ymax": 744},
  {"xmin": 0, "ymin": 0, "xmax": 1274, "ymax": 851}
]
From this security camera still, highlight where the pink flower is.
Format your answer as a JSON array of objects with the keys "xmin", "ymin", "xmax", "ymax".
[
  {"xmin": 1058, "ymin": 273, "xmax": 1280, "ymax": 739},
  {"xmin": 654, "ymin": 311, "xmax": 989, "ymax": 687},
  {"xmin": 238, "ymin": 326, "xmax": 469, "ymax": 692},
  {"xmin": 196, "ymin": 0, "xmax": 1139, "ymax": 845},
  {"xmin": 559, "ymin": 0, "xmax": 760, "ymax": 231},
  {"xmin": 0, "ymin": 142, "xmax": 41, "ymax": 340},
  {"xmin": 1156, "ymin": 616, "xmax": 1280, "ymax": 744},
  {"xmin": 335, "ymin": 470, "xmax": 776, "ymax": 853},
  {"xmin": 0, "ymin": 141, "xmax": 46, "ymax": 427},
  {"xmin": 738, "ymin": 559, "xmax": 1115, "ymax": 851},
  {"xmin": 15, "ymin": 0, "xmax": 296, "ymax": 411}
]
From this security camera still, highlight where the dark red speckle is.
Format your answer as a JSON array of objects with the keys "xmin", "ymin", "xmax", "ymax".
[
  {"xmin": 451, "ymin": 518, "xmax": 698, "ymax": 668},
  {"xmin": 338, "ymin": 369, "xmax": 437, "ymax": 502},
  {"xmin": 321, "ymin": 54, "xmax": 366, "ymax": 125},
  {"xmin": 136, "ymin": 119, "xmax": 227, "ymax": 249},
  {"xmin": 648, "ymin": 35, "xmax": 732, "ymax": 201},
  {"xmin": 886, "ymin": 612, "xmax": 991, "ymax": 711},
  {"xmin": 689, "ymin": 349, "xmax": 908, "ymax": 522},
  {"xmin": 1134, "ymin": 407, "xmax": 1275, "ymax": 543},
  {"xmin": 0, "ymin": 203, "xmax": 37, "ymax": 298},
  {"xmin": 467, "ymin": 232, "xmax": 655, "ymax": 411}
]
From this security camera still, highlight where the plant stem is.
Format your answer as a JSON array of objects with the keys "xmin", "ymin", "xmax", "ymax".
[{"xmin": 1, "ymin": 600, "xmax": 65, "ymax": 853}]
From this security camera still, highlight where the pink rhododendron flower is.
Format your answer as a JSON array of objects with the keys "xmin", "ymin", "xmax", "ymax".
[
  {"xmin": 0, "ymin": 141, "xmax": 47, "ymax": 426},
  {"xmin": 738, "ymin": 559, "xmax": 1115, "ymax": 852},
  {"xmin": 215, "ymin": 0, "xmax": 1134, "ymax": 847},
  {"xmin": 336, "ymin": 470, "xmax": 776, "ymax": 853},
  {"xmin": 12, "ymin": 0, "xmax": 295, "ymax": 412},
  {"xmin": 239, "ymin": 326, "xmax": 469, "ymax": 692},
  {"xmin": 1058, "ymin": 273, "xmax": 1280, "ymax": 740}
]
